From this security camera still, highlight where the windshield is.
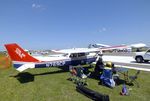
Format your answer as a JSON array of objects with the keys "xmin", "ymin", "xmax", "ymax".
[{"xmin": 147, "ymin": 49, "xmax": 150, "ymax": 53}]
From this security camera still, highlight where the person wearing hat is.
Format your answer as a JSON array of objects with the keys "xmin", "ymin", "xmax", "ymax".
[
  {"xmin": 105, "ymin": 62, "xmax": 120, "ymax": 85},
  {"xmin": 110, "ymin": 62, "xmax": 120, "ymax": 85}
]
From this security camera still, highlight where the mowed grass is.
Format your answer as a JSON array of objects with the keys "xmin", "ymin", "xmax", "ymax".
[{"xmin": 0, "ymin": 54, "xmax": 150, "ymax": 101}]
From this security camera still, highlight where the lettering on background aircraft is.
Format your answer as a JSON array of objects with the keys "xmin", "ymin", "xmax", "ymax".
[{"xmin": 15, "ymin": 48, "xmax": 25, "ymax": 58}]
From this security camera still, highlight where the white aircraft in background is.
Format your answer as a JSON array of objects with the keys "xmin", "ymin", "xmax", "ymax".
[
  {"xmin": 88, "ymin": 43, "xmax": 111, "ymax": 48},
  {"xmin": 129, "ymin": 43, "xmax": 147, "ymax": 48},
  {"xmin": 89, "ymin": 43, "xmax": 147, "ymax": 52},
  {"xmin": 5, "ymin": 43, "xmax": 102, "ymax": 72}
]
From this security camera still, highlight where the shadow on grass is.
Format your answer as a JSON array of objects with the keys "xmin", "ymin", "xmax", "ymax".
[
  {"xmin": 9, "ymin": 66, "xmax": 100, "ymax": 84},
  {"xmin": 10, "ymin": 67, "xmax": 68, "ymax": 84},
  {"xmin": 12, "ymin": 72, "xmax": 34, "ymax": 83}
]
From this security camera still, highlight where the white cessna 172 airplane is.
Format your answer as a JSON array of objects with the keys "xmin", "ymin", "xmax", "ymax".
[{"xmin": 5, "ymin": 43, "xmax": 102, "ymax": 72}]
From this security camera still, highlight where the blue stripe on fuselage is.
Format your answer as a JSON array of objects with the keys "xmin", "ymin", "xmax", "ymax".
[
  {"xmin": 13, "ymin": 57, "xmax": 97, "ymax": 69},
  {"xmin": 69, "ymin": 57, "xmax": 96, "ymax": 66},
  {"xmin": 34, "ymin": 57, "xmax": 96, "ymax": 68},
  {"xmin": 35, "ymin": 64, "xmax": 47, "ymax": 68},
  {"xmin": 13, "ymin": 64, "xmax": 23, "ymax": 68}
]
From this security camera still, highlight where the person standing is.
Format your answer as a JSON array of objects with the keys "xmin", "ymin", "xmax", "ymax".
[{"xmin": 94, "ymin": 57, "xmax": 104, "ymax": 78}]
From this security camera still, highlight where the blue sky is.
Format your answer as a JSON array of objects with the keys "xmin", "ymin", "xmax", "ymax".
[{"xmin": 0, "ymin": 0, "xmax": 150, "ymax": 50}]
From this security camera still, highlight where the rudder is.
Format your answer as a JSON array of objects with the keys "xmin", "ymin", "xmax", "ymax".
[{"xmin": 4, "ymin": 43, "xmax": 39, "ymax": 62}]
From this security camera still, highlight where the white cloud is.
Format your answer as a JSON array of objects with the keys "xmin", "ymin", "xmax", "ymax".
[
  {"xmin": 102, "ymin": 27, "xmax": 106, "ymax": 31},
  {"xmin": 32, "ymin": 3, "xmax": 45, "ymax": 10},
  {"xmin": 32, "ymin": 4, "xmax": 36, "ymax": 8},
  {"xmin": 98, "ymin": 27, "xmax": 107, "ymax": 32},
  {"xmin": 32, "ymin": 3, "xmax": 41, "ymax": 8}
]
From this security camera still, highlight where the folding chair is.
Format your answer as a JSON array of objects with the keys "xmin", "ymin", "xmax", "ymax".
[
  {"xmin": 69, "ymin": 66, "xmax": 77, "ymax": 82},
  {"xmin": 69, "ymin": 66, "xmax": 88, "ymax": 85},
  {"xmin": 76, "ymin": 67, "xmax": 89, "ymax": 85},
  {"xmin": 128, "ymin": 70, "xmax": 140, "ymax": 88}
]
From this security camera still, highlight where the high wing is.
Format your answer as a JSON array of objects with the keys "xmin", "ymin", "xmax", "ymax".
[
  {"xmin": 52, "ymin": 48, "xmax": 102, "ymax": 55},
  {"xmin": 53, "ymin": 45, "xmax": 128, "ymax": 54},
  {"xmin": 89, "ymin": 43, "xmax": 129, "ymax": 51},
  {"xmin": 100, "ymin": 45, "xmax": 128, "ymax": 51}
]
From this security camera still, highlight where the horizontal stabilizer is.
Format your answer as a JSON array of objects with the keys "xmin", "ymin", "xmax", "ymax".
[{"xmin": 16, "ymin": 63, "xmax": 35, "ymax": 72}]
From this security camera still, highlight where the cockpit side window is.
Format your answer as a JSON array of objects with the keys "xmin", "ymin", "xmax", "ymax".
[
  {"xmin": 70, "ymin": 53, "xmax": 78, "ymax": 58},
  {"xmin": 70, "ymin": 53, "xmax": 87, "ymax": 58},
  {"xmin": 78, "ymin": 53, "xmax": 86, "ymax": 57}
]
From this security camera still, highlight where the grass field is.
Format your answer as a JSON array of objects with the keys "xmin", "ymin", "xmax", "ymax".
[{"xmin": 0, "ymin": 54, "xmax": 150, "ymax": 101}]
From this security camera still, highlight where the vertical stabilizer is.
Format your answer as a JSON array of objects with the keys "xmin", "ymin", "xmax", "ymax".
[{"xmin": 5, "ymin": 43, "xmax": 39, "ymax": 62}]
